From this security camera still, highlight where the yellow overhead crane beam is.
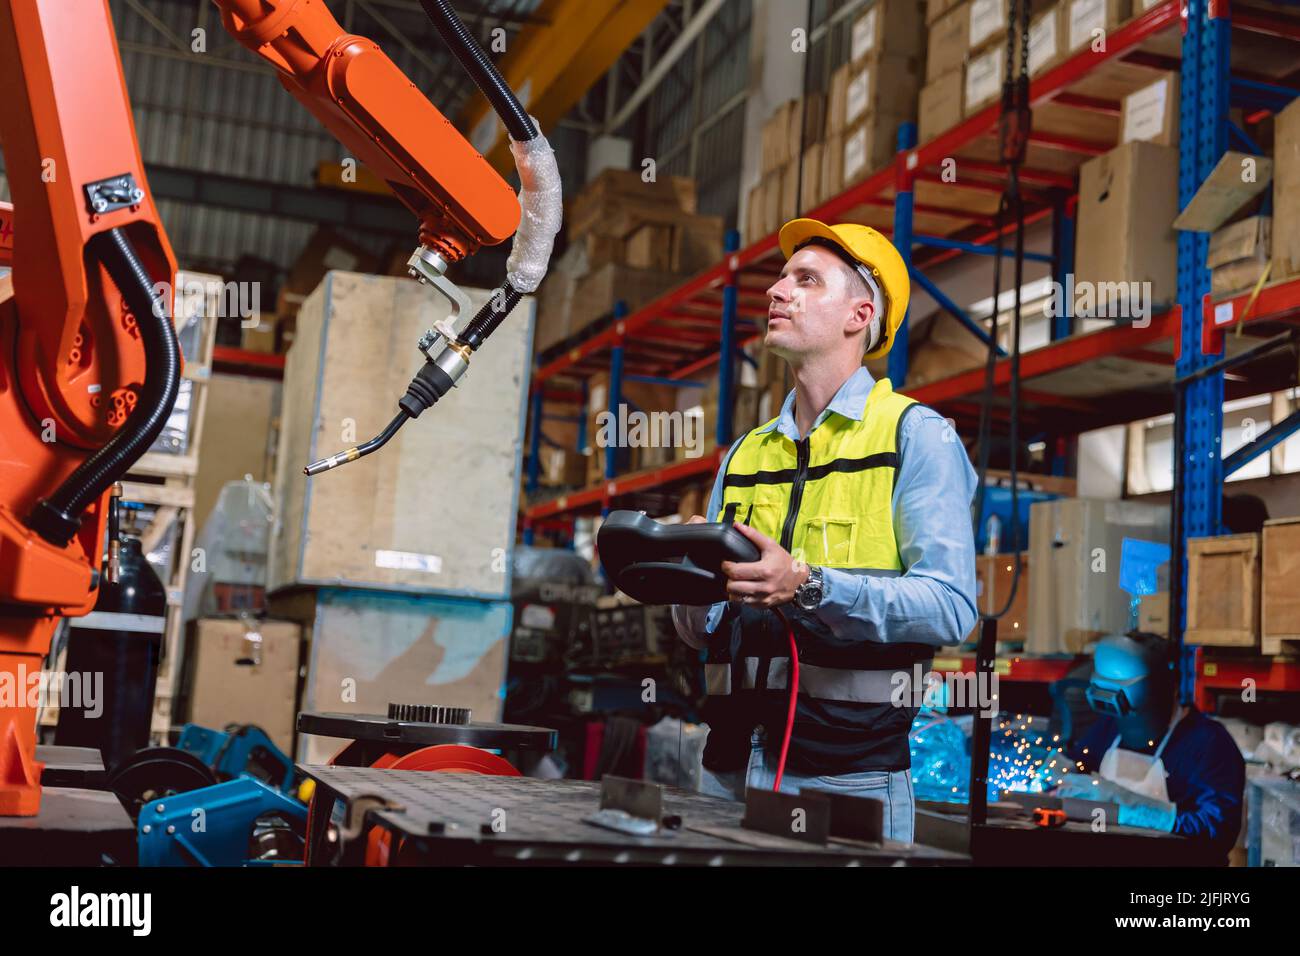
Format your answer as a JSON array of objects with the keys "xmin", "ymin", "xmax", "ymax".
[{"xmin": 461, "ymin": 0, "xmax": 669, "ymax": 174}]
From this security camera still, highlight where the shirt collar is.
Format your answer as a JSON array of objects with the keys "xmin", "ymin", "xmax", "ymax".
[{"xmin": 760, "ymin": 366, "xmax": 878, "ymax": 442}]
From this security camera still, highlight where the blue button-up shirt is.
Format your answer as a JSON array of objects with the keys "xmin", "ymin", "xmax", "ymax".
[{"xmin": 672, "ymin": 366, "xmax": 979, "ymax": 649}]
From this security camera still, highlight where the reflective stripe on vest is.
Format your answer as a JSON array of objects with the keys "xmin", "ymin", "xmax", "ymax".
[
  {"xmin": 704, "ymin": 659, "xmax": 922, "ymax": 703},
  {"xmin": 705, "ymin": 377, "xmax": 922, "ymax": 700},
  {"xmin": 713, "ymin": 377, "xmax": 916, "ymax": 569}
]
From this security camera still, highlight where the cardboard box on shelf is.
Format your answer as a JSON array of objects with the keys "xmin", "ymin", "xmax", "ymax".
[
  {"xmin": 1208, "ymin": 216, "xmax": 1271, "ymax": 296},
  {"xmin": 802, "ymin": 92, "xmax": 827, "ymax": 145},
  {"xmin": 1273, "ymin": 97, "xmax": 1300, "ymax": 281},
  {"xmin": 927, "ymin": 2, "xmax": 969, "ymax": 82},
  {"xmin": 241, "ymin": 315, "xmax": 278, "ymax": 354},
  {"xmin": 623, "ymin": 222, "xmax": 675, "ymax": 272},
  {"xmin": 760, "ymin": 168, "xmax": 784, "ymax": 237},
  {"xmin": 821, "ymin": 132, "xmax": 845, "ymax": 200},
  {"xmin": 919, "ymin": 69, "xmax": 965, "ymax": 143},
  {"xmin": 567, "ymin": 169, "xmax": 697, "ymax": 240},
  {"xmin": 927, "ymin": 0, "xmax": 962, "ymax": 25},
  {"xmin": 1121, "ymin": 71, "xmax": 1179, "ymax": 147},
  {"xmin": 1138, "ymin": 593, "xmax": 1169, "ymax": 635},
  {"xmin": 569, "ymin": 262, "xmax": 686, "ymax": 339},
  {"xmin": 762, "ymin": 100, "xmax": 799, "ymax": 173},
  {"xmin": 843, "ymin": 112, "xmax": 909, "ymax": 190},
  {"xmin": 968, "ymin": 0, "xmax": 1009, "ymax": 50},
  {"xmin": 781, "ymin": 160, "xmax": 801, "ymax": 220},
  {"xmin": 964, "ymin": 39, "xmax": 1004, "ymax": 116},
  {"xmin": 1075, "ymin": 140, "xmax": 1180, "ymax": 315},
  {"xmin": 677, "ymin": 485, "xmax": 706, "ymax": 522},
  {"xmin": 1066, "ymin": 0, "xmax": 1132, "ymax": 54},
  {"xmin": 540, "ymin": 447, "xmax": 589, "ymax": 488},
  {"xmin": 851, "ymin": 0, "xmax": 925, "ymax": 62},
  {"xmin": 802, "ymin": 142, "xmax": 824, "ymax": 209},
  {"xmin": 844, "ymin": 53, "xmax": 923, "ymax": 130},
  {"xmin": 745, "ymin": 181, "xmax": 765, "ymax": 245},
  {"xmin": 181, "ymin": 618, "xmax": 302, "ymax": 754},
  {"xmin": 621, "ymin": 215, "xmax": 725, "ymax": 275},
  {"xmin": 827, "ymin": 64, "xmax": 852, "ymax": 135},
  {"xmin": 1028, "ymin": 3, "xmax": 1067, "ymax": 76}
]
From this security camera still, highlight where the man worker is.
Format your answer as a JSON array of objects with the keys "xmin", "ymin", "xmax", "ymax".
[
  {"xmin": 1064, "ymin": 632, "xmax": 1245, "ymax": 864},
  {"xmin": 671, "ymin": 219, "xmax": 979, "ymax": 843}
]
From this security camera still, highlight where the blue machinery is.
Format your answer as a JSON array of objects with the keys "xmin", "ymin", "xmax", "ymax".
[{"xmin": 139, "ymin": 724, "xmax": 306, "ymax": 866}]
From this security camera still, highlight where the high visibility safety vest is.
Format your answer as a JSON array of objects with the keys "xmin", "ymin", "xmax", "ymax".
[{"xmin": 701, "ymin": 377, "xmax": 934, "ymax": 775}]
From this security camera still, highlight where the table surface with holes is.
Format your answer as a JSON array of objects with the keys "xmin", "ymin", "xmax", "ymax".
[{"xmin": 299, "ymin": 764, "xmax": 967, "ymax": 866}]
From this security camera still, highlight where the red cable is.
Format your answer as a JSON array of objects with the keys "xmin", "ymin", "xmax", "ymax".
[{"xmin": 771, "ymin": 606, "xmax": 799, "ymax": 791}]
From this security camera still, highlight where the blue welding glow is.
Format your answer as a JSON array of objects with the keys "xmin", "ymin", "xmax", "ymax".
[{"xmin": 910, "ymin": 711, "xmax": 1082, "ymax": 804}]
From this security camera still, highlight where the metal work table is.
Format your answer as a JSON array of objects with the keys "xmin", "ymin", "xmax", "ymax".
[
  {"xmin": 36, "ymin": 743, "xmax": 106, "ymax": 789},
  {"xmin": 0, "ymin": 786, "xmax": 135, "ymax": 866},
  {"xmin": 916, "ymin": 802, "xmax": 1223, "ymax": 867},
  {"xmin": 300, "ymin": 764, "xmax": 968, "ymax": 866}
]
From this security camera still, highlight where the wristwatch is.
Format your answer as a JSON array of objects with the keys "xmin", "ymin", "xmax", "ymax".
[{"xmin": 793, "ymin": 565, "xmax": 825, "ymax": 611}]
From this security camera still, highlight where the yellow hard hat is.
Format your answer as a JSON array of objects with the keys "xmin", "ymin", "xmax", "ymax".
[{"xmin": 778, "ymin": 218, "xmax": 909, "ymax": 360}]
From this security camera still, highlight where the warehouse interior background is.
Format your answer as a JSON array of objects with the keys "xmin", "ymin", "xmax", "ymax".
[{"xmin": 1, "ymin": 0, "xmax": 1299, "ymax": 874}]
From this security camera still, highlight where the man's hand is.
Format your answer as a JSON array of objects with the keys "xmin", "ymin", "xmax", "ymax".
[{"xmin": 720, "ymin": 522, "xmax": 809, "ymax": 608}]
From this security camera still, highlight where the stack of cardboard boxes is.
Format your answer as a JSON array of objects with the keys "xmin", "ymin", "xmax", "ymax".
[
  {"xmin": 747, "ymin": 98, "xmax": 825, "ymax": 243},
  {"xmin": 745, "ymin": 0, "xmax": 925, "ymax": 244},
  {"xmin": 1074, "ymin": 63, "xmax": 1181, "ymax": 320},
  {"xmin": 534, "ymin": 169, "xmax": 724, "ymax": 354},
  {"xmin": 840, "ymin": 0, "xmax": 925, "ymax": 193},
  {"xmin": 918, "ymin": 0, "xmax": 1135, "ymax": 143}
]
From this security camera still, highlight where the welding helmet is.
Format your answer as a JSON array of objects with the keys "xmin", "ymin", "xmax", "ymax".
[{"xmin": 1087, "ymin": 633, "xmax": 1177, "ymax": 747}]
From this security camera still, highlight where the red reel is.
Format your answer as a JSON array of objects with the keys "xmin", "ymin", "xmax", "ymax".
[{"xmin": 364, "ymin": 745, "xmax": 519, "ymax": 866}]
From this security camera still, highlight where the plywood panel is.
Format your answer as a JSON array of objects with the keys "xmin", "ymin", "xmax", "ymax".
[
  {"xmin": 285, "ymin": 588, "xmax": 510, "ymax": 764},
  {"xmin": 271, "ymin": 273, "xmax": 534, "ymax": 598}
]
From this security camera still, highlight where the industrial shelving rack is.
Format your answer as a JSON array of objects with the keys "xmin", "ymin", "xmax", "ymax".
[{"xmin": 521, "ymin": 0, "xmax": 1300, "ymax": 704}]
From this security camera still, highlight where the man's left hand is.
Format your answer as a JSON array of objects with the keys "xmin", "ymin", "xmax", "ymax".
[{"xmin": 721, "ymin": 523, "xmax": 809, "ymax": 608}]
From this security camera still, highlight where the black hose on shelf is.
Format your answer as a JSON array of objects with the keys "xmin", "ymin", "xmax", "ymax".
[{"xmin": 27, "ymin": 228, "xmax": 181, "ymax": 545}]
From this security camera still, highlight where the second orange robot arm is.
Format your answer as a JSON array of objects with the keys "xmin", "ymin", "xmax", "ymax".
[{"xmin": 212, "ymin": 0, "xmax": 521, "ymax": 265}]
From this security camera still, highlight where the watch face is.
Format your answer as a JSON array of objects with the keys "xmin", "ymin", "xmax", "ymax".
[{"xmin": 798, "ymin": 572, "xmax": 822, "ymax": 609}]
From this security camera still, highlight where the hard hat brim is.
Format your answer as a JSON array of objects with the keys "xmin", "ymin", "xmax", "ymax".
[{"xmin": 779, "ymin": 218, "xmax": 852, "ymax": 262}]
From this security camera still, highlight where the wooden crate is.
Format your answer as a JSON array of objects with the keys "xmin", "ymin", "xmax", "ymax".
[
  {"xmin": 972, "ymin": 552, "xmax": 1029, "ymax": 643},
  {"xmin": 269, "ymin": 587, "xmax": 510, "ymax": 763},
  {"xmin": 1262, "ymin": 517, "xmax": 1300, "ymax": 655},
  {"xmin": 1186, "ymin": 533, "xmax": 1260, "ymax": 647},
  {"xmin": 270, "ymin": 273, "xmax": 532, "ymax": 599}
]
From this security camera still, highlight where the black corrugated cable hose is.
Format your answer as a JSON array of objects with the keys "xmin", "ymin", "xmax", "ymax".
[
  {"xmin": 27, "ymin": 228, "xmax": 182, "ymax": 545},
  {"xmin": 310, "ymin": 1, "xmax": 537, "ymax": 473},
  {"xmin": 417, "ymin": 0, "xmax": 536, "ymax": 143}
]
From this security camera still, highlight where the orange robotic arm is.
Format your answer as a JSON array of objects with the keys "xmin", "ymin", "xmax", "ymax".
[
  {"xmin": 0, "ymin": 0, "xmax": 180, "ymax": 815},
  {"xmin": 212, "ymin": 0, "xmax": 521, "ymax": 266}
]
